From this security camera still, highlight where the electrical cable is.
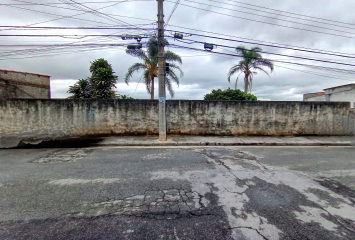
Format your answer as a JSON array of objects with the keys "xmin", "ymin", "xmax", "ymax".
[
  {"xmin": 166, "ymin": 29, "xmax": 355, "ymax": 59},
  {"xmin": 58, "ymin": 0, "xmax": 150, "ymax": 35},
  {"xmin": 165, "ymin": 0, "xmax": 180, "ymax": 27},
  {"xmin": 166, "ymin": 0, "xmax": 355, "ymax": 40},
  {"xmin": 0, "ymin": 33, "xmax": 154, "ymax": 38},
  {"xmin": 204, "ymin": 0, "xmax": 355, "ymax": 31},
  {"xmin": 2, "ymin": 0, "xmax": 153, "ymax": 5},
  {"xmin": 0, "ymin": 0, "xmax": 147, "ymax": 32},
  {"xmin": 168, "ymin": 44, "xmax": 355, "ymax": 74},
  {"xmin": 3, "ymin": 2, "xmax": 121, "ymax": 27},
  {"xmin": 274, "ymin": 64, "xmax": 355, "ymax": 81},
  {"xmin": 167, "ymin": 24, "xmax": 355, "ymax": 56},
  {"xmin": 132, "ymin": 74, "xmax": 144, "ymax": 96},
  {"xmin": 167, "ymin": 37, "xmax": 355, "ymax": 67},
  {"xmin": 225, "ymin": 0, "xmax": 355, "ymax": 27}
]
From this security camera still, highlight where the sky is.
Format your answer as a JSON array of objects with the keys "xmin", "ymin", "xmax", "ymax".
[{"xmin": 1, "ymin": 0, "xmax": 355, "ymax": 100}]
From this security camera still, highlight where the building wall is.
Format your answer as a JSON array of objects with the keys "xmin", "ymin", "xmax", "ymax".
[
  {"xmin": 0, "ymin": 100, "xmax": 353, "ymax": 148},
  {"xmin": 304, "ymin": 94, "xmax": 326, "ymax": 102},
  {"xmin": 0, "ymin": 70, "xmax": 50, "ymax": 99},
  {"xmin": 329, "ymin": 89, "xmax": 355, "ymax": 108}
]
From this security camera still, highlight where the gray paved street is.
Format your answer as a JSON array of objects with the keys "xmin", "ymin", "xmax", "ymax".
[{"xmin": 0, "ymin": 145, "xmax": 355, "ymax": 239}]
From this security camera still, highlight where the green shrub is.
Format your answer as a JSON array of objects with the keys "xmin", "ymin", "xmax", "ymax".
[{"xmin": 204, "ymin": 88, "xmax": 257, "ymax": 101}]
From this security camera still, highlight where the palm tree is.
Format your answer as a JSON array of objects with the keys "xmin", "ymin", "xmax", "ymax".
[
  {"xmin": 227, "ymin": 45, "xmax": 274, "ymax": 93},
  {"xmin": 125, "ymin": 36, "xmax": 183, "ymax": 99}
]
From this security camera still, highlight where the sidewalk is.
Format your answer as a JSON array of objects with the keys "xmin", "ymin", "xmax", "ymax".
[{"xmin": 34, "ymin": 135, "xmax": 353, "ymax": 148}]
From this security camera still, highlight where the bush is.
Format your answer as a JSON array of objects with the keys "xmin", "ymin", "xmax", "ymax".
[
  {"xmin": 116, "ymin": 94, "xmax": 135, "ymax": 100},
  {"xmin": 204, "ymin": 88, "xmax": 257, "ymax": 101}
]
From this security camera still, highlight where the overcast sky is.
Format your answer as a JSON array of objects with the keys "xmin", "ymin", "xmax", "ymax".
[{"xmin": 1, "ymin": 0, "xmax": 355, "ymax": 100}]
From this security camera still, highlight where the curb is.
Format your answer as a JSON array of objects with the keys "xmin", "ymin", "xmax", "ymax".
[{"xmin": 90, "ymin": 142, "xmax": 353, "ymax": 147}]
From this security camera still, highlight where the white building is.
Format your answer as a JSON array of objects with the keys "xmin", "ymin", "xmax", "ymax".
[{"xmin": 303, "ymin": 84, "xmax": 355, "ymax": 108}]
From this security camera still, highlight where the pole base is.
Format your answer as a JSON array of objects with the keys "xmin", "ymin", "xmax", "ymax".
[{"xmin": 158, "ymin": 134, "xmax": 167, "ymax": 141}]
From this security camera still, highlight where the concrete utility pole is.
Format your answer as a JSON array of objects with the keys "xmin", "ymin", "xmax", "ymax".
[{"xmin": 157, "ymin": 0, "xmax": 167, "ymax": 141}]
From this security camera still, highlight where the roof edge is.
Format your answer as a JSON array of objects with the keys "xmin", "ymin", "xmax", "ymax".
[{"xmin": 0, "ymin": 69, "xmax": 51, "ymax": 78}]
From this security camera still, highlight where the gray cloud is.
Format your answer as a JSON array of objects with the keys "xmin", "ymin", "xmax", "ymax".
[{"xmin": 1, "ymin": 0, "xmax": 355, "ymax": 101}]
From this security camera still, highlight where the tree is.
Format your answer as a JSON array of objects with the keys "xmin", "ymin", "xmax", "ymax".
[
  {"xmin": 125, "ymin": 36, "xmax": 183, "ymax": 99},
  {"xmin": 67, "ymin": 58, "xmax": 118, "ymax": 99},
  {"xmin": 227, "ymin": 45, "xmax": 274, "ymax": 93},
  {"xmin": 204, "ymin": 88, "xmax": 257, "ymax": 101},
  {"xmin": 67, "ymin": 78, "xmax": 91, "ymax": 99}
]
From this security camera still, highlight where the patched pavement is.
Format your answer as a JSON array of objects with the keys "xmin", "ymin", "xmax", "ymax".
[{"xmin": 0, "ymin": 146, "xmax": 354, "ymax": 239}]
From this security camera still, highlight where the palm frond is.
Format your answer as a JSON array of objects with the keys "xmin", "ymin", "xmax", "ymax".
[
  {"xmin": 252, "ymin": 66, "xmax": 270, "ymax": 77},
  {"xmin": 227, "ymin": 64, "xmax": 244, "ymax": 82},
  {"xmin": 165, "ymin": 51, "xmax": 182, "ymax": 64},
  {"xmin": 143, "ymin": 70, "xmax": 152, "ymax": 94},
  {"xmin": 125, "ymin": 63, "xmax": 147, "ymax": 84},
  {"xmin": 167, "ymin": 70, "xmax": 180, "ymax": 86},
  {"xmin": 165, "ymin": 76, "xmax": 175, "ymax": 97},
  {"xmin": 168, "ymin": 63, "xmax": 184, "ymax": 77},
  {"xmin": 254, "ymin": 58, "xmax": 274, "ymax": 72},
  {"xmin": 125, "ymin": 49, "xmax": 147, "ymax": 60},
  {"xmin": 234, "ymin": 72, "xmax": 243, "ymax": 90}
]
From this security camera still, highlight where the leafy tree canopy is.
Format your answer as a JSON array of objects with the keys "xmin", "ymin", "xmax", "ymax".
[
  {"xmin": 67, "ymin": 58, "xmax": 118, "ymax": 99},
  {"xmin": 204, "ymin": 88, "xmax": 257, "ymax": 101}
]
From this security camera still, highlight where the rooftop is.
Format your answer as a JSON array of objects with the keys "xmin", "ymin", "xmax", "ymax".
[
  {"xmin": 0, "ymin": 69, "xmax": 51, "ymax": 78},
  {"xmin": 323, "ymin": 83, "xmax": 355, "ymax": 91}
]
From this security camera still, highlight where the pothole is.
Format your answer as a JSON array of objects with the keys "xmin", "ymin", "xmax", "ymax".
[{"xmin": 67, "ymin": 188, "xmax": 211, "ymax": 220}]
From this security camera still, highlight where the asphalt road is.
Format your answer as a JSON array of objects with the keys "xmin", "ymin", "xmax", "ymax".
[{"xmin": 0, "ymin": 146, "xmax": 354, "ymax": 240}]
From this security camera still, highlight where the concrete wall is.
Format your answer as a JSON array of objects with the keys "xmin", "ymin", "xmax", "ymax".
[
  {"xmin": 0, "ymin": 100, "xmax": 354, "ymax": 148},
  {"xmin": 167, "ymin": 101, "xmax": 353, "ymax": 136},
  {"xmin": 0, "ymin": 70, "xmax": 50, "ymax": 99},
  {"xmin": 0, "ymin": 100, "xmax": 158, "ymax": 148}
]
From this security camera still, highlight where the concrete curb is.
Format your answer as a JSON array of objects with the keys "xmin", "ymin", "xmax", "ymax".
[{"xmin": 90, "ymin": 142, "xmax": 353, "ymax": 147}]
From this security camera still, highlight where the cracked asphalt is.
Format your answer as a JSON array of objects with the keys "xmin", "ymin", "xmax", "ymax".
[{"xmin": 0, "ymin": 145, "xmax": 355, "ymax": 239}]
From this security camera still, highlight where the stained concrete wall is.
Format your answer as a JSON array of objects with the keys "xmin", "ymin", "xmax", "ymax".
[
  {"xmin": 0, "ymin": 70, "xmax": 50, "ymax": 99},
  {"xmin": 0, "ymin": 100, "xmax": 158, "ymax": 148},
  {"xmin": 167, "ymin": 101, "xmax": 353, "ymax": 136},
  {"xmin": 0, "ymin": 100, "xmax": 354, "ymax": 148}
]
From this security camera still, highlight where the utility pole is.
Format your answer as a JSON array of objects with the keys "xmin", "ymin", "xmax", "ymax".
[{"xmin": 157, "ymin": 0, "xmax": 167, "ymax": 141}]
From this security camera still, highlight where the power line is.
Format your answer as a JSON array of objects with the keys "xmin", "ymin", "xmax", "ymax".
[
  {"xmin": 167, "ymin": 24, "xmax": 355, "ymax": 56},
  {"xmin": 171, "ymin": 38, "xmax": 355, "ymax": 67},
  {"xmin": 166, "ymin": 0, "xmax": 355, "ymax": 40},
  {"xmin": 225, "ymin": 0, "xmax": 355, "ymax": 27},
  {"xmin": 1, "ymin": 0, "xmax": 152, "ymax": 5},
  {"xmin": 166, "ymin": 29, "xmax": 355, "ymax": 59},
  {"xmin": 0, "ymin": 0, "xmax": 146, "ymax": 32},
  {"xmin": 274, "ymin": 64, "xmax": 355, "ymax": 81},
  {"xmin": 0, "ymin": 25, "xmax": 154, "ymax": 30},
  {"xmin": 184, "ymin": 0, "xmax": 355, "ymax": 36},
  {"xmin": 0, "ymin": 0, "xmax": 153, "ymax": 58},
  {"xmin": 0, "ymin": 45, "xmax": 130, "ymax": 61},
  {"xmin": 165, "ymin": 0, "xmax": 181, "ymax": 27},
  {"xmin": 0, "ymin": 33, "xmax": 153, "ymax": 38},
  {"xmin": 3, "ymin": 2, "xmax": 127, "ymax": 27},
  {"xmin": 169, "ymin": 44, "xmax": 355, "ymax": 75},
  {"xmin": 58, "ymin": 0, "xmax": 149, "ymax": 34},
  {"xmin": 205, "ymin": 0, "xmax": 355, "ymax": 31},
  {"xmin": 0, "ymin": 43, "xmax": 141, "ymax": 47},
  {"xmin": 5, "ymin": 23, "xmax": 355, "ymax": 58},
  {"xmin": 132, "ymin": 74, "xmax": 144, "ymax": 96}
]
